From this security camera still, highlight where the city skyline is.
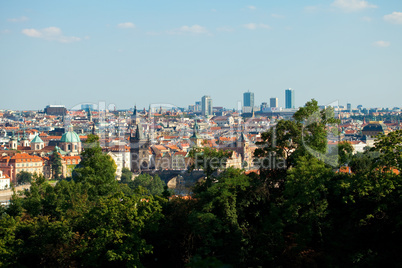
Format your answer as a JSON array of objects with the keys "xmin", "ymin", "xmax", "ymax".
[{"xmin": 1, "ymin": 0, "xmax": 402, "ymax": 110}]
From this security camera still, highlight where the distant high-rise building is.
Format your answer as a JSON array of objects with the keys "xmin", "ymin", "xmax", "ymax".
[
  {"xmin": 347, "ymin": 103, "xmax": 352, "ymax": 112},
  {"xmin": 202, "ymin": 95, "xmax": 212, "ymax": 116},
  {"xmin": 195, "ymin": 101, "xmax": 201, "ymax": 112},
  {"xmin": 270, "ymin": 98, "xmax": 278, "ymax": 108},
  {"xmin": 243, "ymin": 91, "xmax": 254, "ymax": 108},
  {"xmin": 285, "ymin": 89, "xmax": 295, "ymax": 109},
  {"xmin": 44, "ymin": 105, "xmax": 67, "ymax": 116},
  {"xmin": 81, "ymin": 104, "xmax": 95, "ymax": 111}
]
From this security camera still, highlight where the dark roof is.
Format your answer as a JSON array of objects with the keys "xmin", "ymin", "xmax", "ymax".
[{"xmin": 362, "ymin": 123, "xmax": 386, "ymax": 132}]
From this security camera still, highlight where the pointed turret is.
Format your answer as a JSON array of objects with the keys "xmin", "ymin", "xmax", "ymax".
[
  {"xmin": 190, "ymin": 120, "xmax": 202, "ymax": 147},
  {"xmin": 88, "ymin": 107, "xmax": 92, "ymax": 122},
  {"xmin": 21, "ymin": 130, "xmax": 30, "ymax": 147},
  {"xmin": 191, "ymin": 120, "xmax": 200, "ymax": 139},
  {"xmin": 9, "ymin": 131, "xmax": 18, "ymax": 150},
  {"xmin": 130, "ymin": 123, "xmax": 150, "ymax": 173},
  {"xmin": 134, "ymin": 124, "xmax": 145, "ymax": 141}
]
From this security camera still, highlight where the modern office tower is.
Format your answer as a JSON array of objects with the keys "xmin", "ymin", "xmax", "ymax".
[
  {"xmin": 285, "ymin": 89, "xmax": 295, "ymax": 109},
  {"xmin": 270, "ymin": 97, "xmax": 278, "ymax": 108},
  {"xmin": 195, "ymin": 101, "xmax": 201, "ymax": 112},
  {"xmin": 202, "ymin": 95, "xmax": 212, "ymax": 116},
  {"xmin": 261, "ymin": 102, "xmax": 268, "ymax": 110},
  {"xmin": 243, "ymin": 91, "xmax": 254, "ymax": 108},
  {"xmin": 347, "ymin": 103, "xmax": 352, "ymax": 112},
  {"xmin": 188, "ymin": 105, "xmax": 195, "ymax": 112}
]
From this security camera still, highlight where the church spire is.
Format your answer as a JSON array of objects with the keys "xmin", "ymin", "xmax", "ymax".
[
  {"xmin": 134, "ymin": 123, "xmax": 145, "ymax": 140},
  {"xmin": 192, "ymin": 120, "xmax": 200, "ymax": 138}
]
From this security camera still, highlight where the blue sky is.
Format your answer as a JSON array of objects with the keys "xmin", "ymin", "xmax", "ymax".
[{"xmin": 1, "ymin": 0, "xmax": 401, "ymax": 110}]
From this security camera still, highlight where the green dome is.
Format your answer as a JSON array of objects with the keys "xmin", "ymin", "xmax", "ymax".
[
  {"xmin": 31, "ymin": 135, "xmax": 44, "ymax": 143},
  {"xmin": 60, "ymin": 130, "xmax": 81, "ymax": 143}
]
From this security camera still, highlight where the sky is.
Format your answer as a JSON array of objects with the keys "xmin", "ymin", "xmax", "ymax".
[{"xmin": 1, "ymin": 0, "xmax": 402, "ymax": 111}]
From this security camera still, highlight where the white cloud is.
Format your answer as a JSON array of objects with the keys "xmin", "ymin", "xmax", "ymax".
[
  {"xmin": 331, "ymin": 0, "xmax": 377, "ymax": 12},
  {"xmin": 167, "ymin": 25, "xmax": 209, "ymax": 35},
  {"xmin": 117, "ymin": 22, "xmax": 136, "ymax": 29},
  {"xmin": 384, "ymin": 12, "xmax": 402, "ymax": 24},
  {"xmin": 243, "ymin": 23, "xmax": 271, "ymax": 30},
  {"xmin": 244, "ymin": 23, "xmax": 257, "ymax": 30},
  {"xmin": 247, "ymin": 6, "xmax": 256, "ymax": 10},
  {"xmin": 373, "ymin": 41, "xmax": 390, "ymax": 47},
  {"xmin": 1, "ymin": 29, "xmax": 11, "ymax": 34},
  {"xmin": 22, "ymin": 28, "xmax": 42, "ymax": 37},
  {"xmin": 216, "ymin": 26, "xmax": 234, "ymax": 32},
  {"xmin": 7, "ymin": 16, "xmax": 29, "ymax": 22},
  {"xmin": 22, "ymin": 27, "xmax": 81, "ymax": 43}
]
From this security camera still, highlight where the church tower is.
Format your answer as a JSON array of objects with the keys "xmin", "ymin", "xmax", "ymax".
[
  {"xmin": 87, "ymin": 107, "xmax": 92, "ymax": 122},
  {"xmin": 21, "ymin": 131, "xmax": 30, "ymax": 147},
  {"xmin": 131, "ymin": 105, "xmax": 140, "ymax": 125},
  {"xmin": 130, "ymin": 123, "xmax": 150, "ymax": 173},
  {"xmin": 190, "ymin": 120, "xmax": 203, "ymax": 147},
  {"xmin": 9, "ymin": 132, "xmax": 18, "ymax": 150}
]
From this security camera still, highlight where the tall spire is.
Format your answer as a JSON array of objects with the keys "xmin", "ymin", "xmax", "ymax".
[
  {"xmin": 88, "ymin": 107, "xmax": 92, "ymax": 122},
  {"xmin": 135, "ymin": 123, "xmax": 145, "ymax": 140},
  {"xmin": 11, "ymin": 130, "xmax": 17, "ymax": 141},
  {"xmin": 191, "ymin": 120, "xmax": 200, "ymax": 139}
]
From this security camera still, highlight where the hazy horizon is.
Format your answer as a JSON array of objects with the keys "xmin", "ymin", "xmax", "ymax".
[{"xmin": 1, "ymin": 0, "xmax": 401, "ymax": 110}]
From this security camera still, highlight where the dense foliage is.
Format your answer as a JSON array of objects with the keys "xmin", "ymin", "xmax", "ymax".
[
  {"xmin": 16, "ymin": 171, "xmax": 33, "ymax": 184},
  {"xmin": 1, "ymin": 104, "xmax": 402, "ymax": 267},
  {"xmin": 51, "ymin": 148, "xmax": 63, "ymax": 179}
]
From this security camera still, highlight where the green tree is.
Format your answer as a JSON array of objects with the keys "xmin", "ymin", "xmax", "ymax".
[
  {"xmin": 129, "ymin": 174, "xmax": 165, "ymax": 195},
  {"xmin": 284, "ymin": 155, "xmax": 333, "ymax": 248},
  {"xmin": 51, "ymin": 148, "xmax": 63, "ymax": 180},
  {"xmin": 337, "ymin": 141, "xmax": 354, "ymax": 167},
  {"xmin": 73, "ymin": 134, "xmax": 118, "ymax": 197},
  {"xmin": 188, "ymin": 147, "xmax": 232, "ymax": 189},
  {"xmin": 16, "ymin": 171, "xmax": 32, "ymax": 184},
  {"xmin": 120, "ymin": 167, "xmax": 132, "ymax": 183},
  {"xmin": 371, "ymin": 130, "xmax": 402, "ymax": 171},
  {"xmin": 75, "ymin": 192, "xmax": 162, "ymax": 267},
  {"xmin": 349, "ymin": 152, "xmax": 375, "ymax": 174},
  {"xmin": 293, "ymin": 99, "xmax": 339, "ymax": 162}
]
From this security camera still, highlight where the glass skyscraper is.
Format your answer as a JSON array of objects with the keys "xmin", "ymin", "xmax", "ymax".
[
  {"xmin": 202, "ymin": 95, "xmax": 212, "ymax": 116},
  {"xmin": 270, "ymin": 98, "xmax": 278, "ymax": 108},
  {"xmin": 285, "ymin": 89, "xmax": 295, "ymax": 109},
  {"xmin": 243, "ymin": 91, "xmax": 254, "ymax": 107}
]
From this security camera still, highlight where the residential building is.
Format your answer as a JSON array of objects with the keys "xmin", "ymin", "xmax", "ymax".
[
  {"xmin": 0, "ymin": 170, "xmax": 10, "ymax": 189},
  {"xmin": 0, "ymin": 153, "xmax": 43, "ymax": 184}
]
